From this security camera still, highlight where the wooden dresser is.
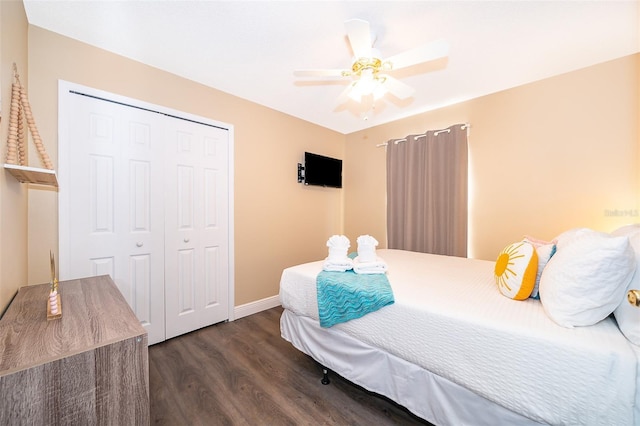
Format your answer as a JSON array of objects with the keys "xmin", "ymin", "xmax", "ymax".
[{"xmin": 0, "ymin": 275, "xmax": 149, "ymax": 425}]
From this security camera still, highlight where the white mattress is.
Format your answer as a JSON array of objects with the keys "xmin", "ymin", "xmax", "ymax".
[{"xmin": 279, "ymin": 249, "xmax": 639, "ymax": 425}]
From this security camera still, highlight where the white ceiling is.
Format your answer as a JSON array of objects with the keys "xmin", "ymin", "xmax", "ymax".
[{"xmin": 23, "ymin": 1, "xmax": 639, "ymax": 135}]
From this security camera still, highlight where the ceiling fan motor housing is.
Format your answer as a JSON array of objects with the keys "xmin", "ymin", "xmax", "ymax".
[{"xmin": 351, "ymin": 57, "xmax": 383, "ymax": 76}]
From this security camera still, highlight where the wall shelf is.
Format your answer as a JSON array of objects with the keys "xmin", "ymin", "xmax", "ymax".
[{"xmin": 4, "ymin": 163, "xmax": 58, "ymax": 187}]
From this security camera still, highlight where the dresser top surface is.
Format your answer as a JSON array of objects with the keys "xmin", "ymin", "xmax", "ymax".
[{"xmin": 0, "ymin": 275, "xmax": 147, "ymax": 373}]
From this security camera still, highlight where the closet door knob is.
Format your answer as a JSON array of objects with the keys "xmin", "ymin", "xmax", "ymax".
[
  {"xmin": 136, "ymin": 242, "xmax": 143, "ymax": 247},
  {"xmin": 184, "ymin": 238, "xmax": 190, "ymax": 243}
]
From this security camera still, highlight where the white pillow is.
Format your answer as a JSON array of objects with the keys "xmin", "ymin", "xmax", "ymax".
[
  {"xmin": 539, "ymin": 229, "xmax": 636, "ymax": 328},
  {"xmin": 611, "ymin": 223, "xmax": 640, "ymax": 238},
  {"xmin": 611, "ymin": 225, "xmax": 640, "ymax": 345},
  {"xmin": 553, "ymin": 227, "xmax": 589, "ymax": 250}
]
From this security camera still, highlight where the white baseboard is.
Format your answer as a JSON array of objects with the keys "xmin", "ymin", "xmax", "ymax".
[{"xmin": 233, "ymin": 295, "xmax": 281, "ymax": 320}]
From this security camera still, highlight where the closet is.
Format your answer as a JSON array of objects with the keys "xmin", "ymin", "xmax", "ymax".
[{"xmin": 58, "ymin": 82, "xmax": 234, "ymax": 345}]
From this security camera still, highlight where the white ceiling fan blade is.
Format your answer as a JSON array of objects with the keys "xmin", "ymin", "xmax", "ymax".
[
  {"xmin": 384, "ymin": 39, "xmax": 449, "ymax": 71},
  {"xmin": 294, "ymin": 69, "xmax": 347, "ymax": 78},
  {"xmin": 381, "ymin": 75, "xmax": 415, "ymax": 100},
  {"xmin": 345, "ymin": 18, "xmax": 372, "ymax": 59}
]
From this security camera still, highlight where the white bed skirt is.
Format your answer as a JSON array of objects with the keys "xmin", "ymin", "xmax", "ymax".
[{"xmin": 280, "ymin": 309, "xmax": 542, "ymax": 426}]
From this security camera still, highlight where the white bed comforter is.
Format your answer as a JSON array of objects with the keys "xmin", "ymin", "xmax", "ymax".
[{"xmin": 279, "ymin": 249, "xmax": 639, "ymax": 425}]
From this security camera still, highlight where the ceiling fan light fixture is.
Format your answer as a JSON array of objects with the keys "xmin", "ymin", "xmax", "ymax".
[
  {"xmin": 347, "ymin": 86, "xmax": 362, "ymax": 102},
  {"xmin": 359, "ymin": 68, "xmax": 375, "ymax": 85},
  {"xmin": 348, "ymin": 81, "xmax": 367, "ymax": 102},
  {"xmin": 372, "ymin": 79, "xmax": 387, "ymax": 101},
  {"xmin": 348, "ymin": 68, "xmax": 388, "ymax": 102},
  {"xmin": 347, "ymin": 84, "xmax": 386, "ymax": 103},
  {"xmin": 348, "ymin": 70, "xmax": 374, "ymax": 101}
]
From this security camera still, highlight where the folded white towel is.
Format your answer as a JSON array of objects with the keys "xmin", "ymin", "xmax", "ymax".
[
  {"xmin": 322, "ymin": 257, "xmax": 354, "ymax": 272},
  {"xmin": 357, "ymin": 235, "xmax": 379, "ymax": 263},
  {"xmin": 353, "ymin": 256, "xmax": 388, "ymax": 275}
]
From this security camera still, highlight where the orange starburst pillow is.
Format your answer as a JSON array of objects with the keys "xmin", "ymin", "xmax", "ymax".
[{"xmin": 494, "ymin": 241, "xmax": 538, "ymax": 300}]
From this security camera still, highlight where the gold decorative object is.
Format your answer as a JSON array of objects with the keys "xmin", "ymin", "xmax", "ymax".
[
  {"xmin": 47, "ymin": 251, "xmax": 62, "ymax": 320},
  {"xmin": 628, "ymin": 289, "xmax": 640, "ymax": 308}
]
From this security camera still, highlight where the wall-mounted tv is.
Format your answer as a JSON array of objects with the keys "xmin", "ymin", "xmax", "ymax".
[{"xmin": 303, "ymin": 152, "xmax": 342, "ymax": 188}]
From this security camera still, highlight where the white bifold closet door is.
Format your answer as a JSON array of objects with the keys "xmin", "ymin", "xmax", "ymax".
[
  {"xmin": 163, "ymin": 117, "xmax": 230, "ymax": 340},
  {"xmin": 60, "ymin": 85, "xmax": 231, "ymax": 345}
]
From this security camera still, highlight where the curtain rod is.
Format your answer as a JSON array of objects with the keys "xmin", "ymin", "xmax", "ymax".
[{"xmin": 376, "ymin": 123, "xmax": 471, "ymax": 147}]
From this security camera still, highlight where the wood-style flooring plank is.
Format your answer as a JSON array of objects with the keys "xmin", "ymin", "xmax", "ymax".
[{"xmin": 149, "ymin": 307, "xmax": 432, "ymax": 425}]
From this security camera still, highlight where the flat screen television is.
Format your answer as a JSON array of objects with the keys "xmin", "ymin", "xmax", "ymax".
[{"xmin": 304, "ymin": 152, "xmax": 342, "ymax": 188}]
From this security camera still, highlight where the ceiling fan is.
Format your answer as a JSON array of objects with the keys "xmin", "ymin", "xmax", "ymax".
[{"xmin": 294, "ymin": 19, "xmax": 449, "ymax": 105}]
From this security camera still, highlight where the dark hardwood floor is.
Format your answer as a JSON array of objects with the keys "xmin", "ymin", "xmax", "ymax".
[{"xmin": 149, "ymin": 306, "xmax": 433, "ymax": 425}]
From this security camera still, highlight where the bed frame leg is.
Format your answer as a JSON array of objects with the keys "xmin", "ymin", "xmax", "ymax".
[{"xmin": 321, "ymin": 367, "xmax": 331, "ymax": 385}]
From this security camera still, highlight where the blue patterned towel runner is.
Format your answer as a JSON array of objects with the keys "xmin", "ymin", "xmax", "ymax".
[{"xmin": 316, "ymin": 270, "xmax": 394, "ymax": 328}]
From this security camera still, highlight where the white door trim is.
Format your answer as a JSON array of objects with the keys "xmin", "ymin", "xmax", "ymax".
[{"xmin": 58, "ymin": 80, "xmax": 235, "ymax": 321}]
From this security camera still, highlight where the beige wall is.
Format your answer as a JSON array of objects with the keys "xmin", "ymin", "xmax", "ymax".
[
  {"xmin": 0, "ymin": 0, "xmax": 29, "ymax": 312},
  {"xmin": 345, "ymin": 54, "xmax": 640, "ymax": 261},
  {"xmin": 26, "ymin": 26, "xmax": 345, "ymax": 305}
]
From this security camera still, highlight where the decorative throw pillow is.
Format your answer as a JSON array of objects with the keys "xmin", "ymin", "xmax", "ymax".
[
  {"xmin": 494, "ymin": 241, "xmax": 538, "ymax": 300},
  {"xmin": 539, "ymin": 229, "xmax": 635, "ymax": 328},
  {"xmin": 523, "ymin": 236, "xmax": 557, "ymax": 299},
  {"xmin": 611, "ymin": 225, "xmax": 640, "ymax": 345}
]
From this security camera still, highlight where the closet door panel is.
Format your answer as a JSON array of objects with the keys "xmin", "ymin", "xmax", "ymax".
[
  {"xmin": 165, "ymin": 121, "xmax": 229, "ymax": 340},
  {"xmin": 204, "ymin": 246, "xmax": 221, "ymax": 306},
  {"xmin": 177, "ymin": 165, "xmax": 195, "ymax": 228},
  {"xmin": 129, "ymin": 254, "xmax": 152, "ymax": 327},
  {"xmin": 90, "ymin": 155, "xmax": 115, "ymax": 233},
  {"xmin": 130, "ymin": 160, "xmax": 151, "ymax": 231},
  {"xmin": 63, "ymin": 94, "xmax": 166, "ymax": 345},
  {"xmin": 91, "ymin": 257, "xmax": 115, "ymax": 277},
  {"xmin": 177, "ymin": 248, "xmax": 196, "ymax": 314}
]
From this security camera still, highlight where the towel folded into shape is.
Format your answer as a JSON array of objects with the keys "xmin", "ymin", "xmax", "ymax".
[
  {"xmin": 316, "ymin": 269, "xmax": 394, "ymax": 327},
  {"xmin": 353, "ymin": 256, "xmax": 388, "ymax": 274},
  {"xmin": 356, "ymin": 234, "xmax": 379, "ymax": 263},
  {"xmin": 322, "ymin": 257, "xmax": 354, "ymax": 272},
  {"xmin": 326, "ymin": 234, "xmax": 351, "ymax": 262}
]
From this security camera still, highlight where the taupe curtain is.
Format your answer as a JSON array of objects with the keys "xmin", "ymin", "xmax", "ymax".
[{"xmin": 386, "ymin": 124, "xmax": 468, "ymax": 257}]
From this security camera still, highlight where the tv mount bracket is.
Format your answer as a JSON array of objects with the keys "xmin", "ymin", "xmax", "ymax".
[{"xmin": 297, "ymin": 163, "xmax": 305, "ymax": 183}]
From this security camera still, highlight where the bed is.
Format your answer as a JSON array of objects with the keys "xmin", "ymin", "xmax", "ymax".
[{"xmin": 279, "ymin": 248, "xmax": 640, "ymax": 426}]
